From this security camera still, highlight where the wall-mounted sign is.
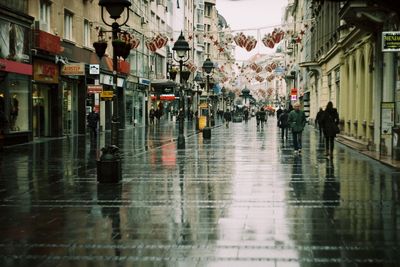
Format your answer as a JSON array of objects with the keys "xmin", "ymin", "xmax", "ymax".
[
  {"xmin": 100, "ymin": 91, "xmax": 113, "ymax": 98},
  {"xmin": 89, "ymin": 64, "xmax": 100, "ymax": 75},
  {"xmin": 381, "ymin": 102, "xmax": 394, "ymax": 135},
  {"xmin": 33, "ymin": 59, "xmax": 59, "ymax": 83},
  {"xmin": 87, "ymin": 84, "xmax": 103, "ymax": 94},
  {"xmin": 382, "ymin": 31, "xmax": 400, "ymax": 52},
  {"xmin": 61, "ymin": 63, "xmax": 85, "ymax": 76}
]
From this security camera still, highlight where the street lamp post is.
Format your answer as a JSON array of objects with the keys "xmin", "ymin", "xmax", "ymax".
[
  {"xmin": 194, "ymin": 72, "xmax": 203, "ymax": 130},
  {"xmin": 172, "ymin": 32, "xmax": 190, "ymax": 149},
  {"xmin": 221, "ymin": 87, "xmax": 226, "ymax": 112},
  {"xmin": 202, "ymin": 58, "xmax": 214, "ymax": 139},
  {"xmin": 94, "ymin": 0, "xmax": 131, "ymax": 183}
]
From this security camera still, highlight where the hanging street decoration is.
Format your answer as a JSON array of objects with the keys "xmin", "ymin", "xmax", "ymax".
[
  {"xmin": 233, "ymin": 32, "xmax": 257, "ymax": 52},
  {"xmin": 262, "ymin": 28, "xmax": 285, "ymax": 49},
  {"xmin": 145, "ymin": 33, "xmax": 169, "ymax": 53}
]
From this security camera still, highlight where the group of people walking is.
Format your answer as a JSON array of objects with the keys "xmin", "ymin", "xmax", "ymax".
[{"xmin": 276, "ymin": 101, "xmax": 339, "ymax": 159}]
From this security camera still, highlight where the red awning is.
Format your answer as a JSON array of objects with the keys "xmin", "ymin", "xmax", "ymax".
[
  {"xmin": 0, "ymin": 58, "xmax": 32, "ymax": 75},
  {"xmin": 151, "ymin": 94, "xmax": 176, "ymax": 101}
]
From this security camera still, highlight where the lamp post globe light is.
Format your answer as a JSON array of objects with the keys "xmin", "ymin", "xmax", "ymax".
[
  {"xmin": 202, "ymin": 58, "xmax": 214, "ymax": 140},
  {"xmin": 242, "ymin": 86, "xmax": 250, "ymax": 104},
  {"xmin": 95, "ymin": 0, "xmax": 131, "ymax": 183},
  {"xmin": 172, "ymin": 31, "xmax": 190, "ymax": 149}
]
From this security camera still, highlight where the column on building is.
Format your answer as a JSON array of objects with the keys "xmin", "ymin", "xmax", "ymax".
[
  {"xmin": 355, "ymin": 48, "xmax": 363, "ymax": 139},
  {"xmin": 339, "ymin": 59, "xmax": 348, "ymax": 133},
  {"xmin": 347, "ymin": 55, "xmax": 354, "ymax": 135},
  {"xmin": 363, "ymin": 42, "xmax": 373, "ymax": 143}
]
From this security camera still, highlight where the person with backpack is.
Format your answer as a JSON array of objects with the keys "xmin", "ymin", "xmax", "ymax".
[
  {"xmin": 320, "ymin": 101, "xmax": 339, "ymax": 159},
  {"xmin": 278, "ymin": 109, "xmax": 289, "ymax": 140}
]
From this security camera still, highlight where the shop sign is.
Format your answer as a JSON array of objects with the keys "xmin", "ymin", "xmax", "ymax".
[
  {"xmin": 87, "ymin": 84, "xmax": 103, "ymax": 94},
  {"xmin": 139, "ymin": 78, "xmax": 150, "ymax": 85},
  {"xmin": 101, "ymin": 74, "xmax": 125, "ymax": 87},
  {"xmin": 100, "ymin": 90, "xmax": 113, "ymax": 99},
  {"xmin": 150, "ymin": 94, "xmax": 176, "ymax": 101},
  {"xmin": 61, "ymin": 63, "xmax": 85, "ymax": 76},
  {"xmin": 382, "ymin": 31, "xmax": 400, "ymax": 52},
  {"xmin": 33, "ymin": 59, "xmax": 59, "ymax": 83},
  {"xmin": 89, "ymin": 64, "xmax": 100, "ymax": 75}
]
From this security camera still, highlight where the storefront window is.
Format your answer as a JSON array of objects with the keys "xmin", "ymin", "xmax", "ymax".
[{"xmin": 0, "ymin": 73, "xmax": 29, "ymax": 133}]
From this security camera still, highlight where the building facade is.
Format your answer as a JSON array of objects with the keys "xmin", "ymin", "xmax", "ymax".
[
  {"xmin": 285, "ymin": 0, "xmax": 400, "ymax": 158},
  {"xmin": 0, "ymin": 0, "xmax": 222, "ymax": 146}
]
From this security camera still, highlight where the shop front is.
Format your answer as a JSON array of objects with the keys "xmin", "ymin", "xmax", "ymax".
[
  {"xmin": 32, "ymin": 59, "xmax": 61, "ymax": 137},
  {"xmin": 60, "ymin": 63, "xmax": 86, "ymax": 135},
  {"xmin": 0, "ymin": 8, "xmax": 33, "ymax": 145}
]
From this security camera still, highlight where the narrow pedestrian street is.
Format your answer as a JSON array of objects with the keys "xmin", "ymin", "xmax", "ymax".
[{"xmin": 1, "ymin": 118, "xmax": 400, "ymax": 266}]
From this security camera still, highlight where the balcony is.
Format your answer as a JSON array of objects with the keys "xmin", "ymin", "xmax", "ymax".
[{"xmin": 339, "ymin": 0, "xmax": 391, "ymax": 31}]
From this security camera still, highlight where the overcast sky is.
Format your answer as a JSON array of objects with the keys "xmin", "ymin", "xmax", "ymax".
[{"xmin": 216, "ymin": 0, "xmax": 288, "ymax": 61}]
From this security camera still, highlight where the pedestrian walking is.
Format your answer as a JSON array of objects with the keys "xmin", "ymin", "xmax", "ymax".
[
  {"xmin": 257, "ymin": 107, "xmax": 267, "ymax": 128},
  {"xmin": 316, "ymin": 107, "xmax": 324, "ymax": 139},
  {"xmin": 224, "ymin": 109, "xmax": 232, "ymax": 128},
  {"xmin": 149, "ymin": 107, "xmax": 155, "ymax": 124},
  {"xmin": 278, "ymin": 109, "xmax": 289, "ymax": 140},
  {"xmin": 276, "ymin": 106, "xmax": 283, "ymax": 126},
  {"xmin": 87, "ymin": 109, "xmax": 99, "ymax": 139},
  {"xmin": 288, "ymin": 102, "xmax": 306, "ymax": 154},
  {"xmin": 320, "ymin": 101, "xmax": 339, "ymax": 159}
]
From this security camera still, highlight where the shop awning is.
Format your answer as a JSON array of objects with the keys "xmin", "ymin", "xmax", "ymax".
[{"xmin": 151, "ymin": 79, "xmax": 177, "ymax": 89}]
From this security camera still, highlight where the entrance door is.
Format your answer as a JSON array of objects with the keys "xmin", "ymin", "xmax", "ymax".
[
  {"xmin": 61, "ymin": 80, "xmax": 77, "ymax": 135},
  {"xmin": 33, "ymin": 84, "xmax": 60, "ymax": 137},
  {"xmin": 32, "ymin": 84, "xmax": 48, "ymax": 137}
]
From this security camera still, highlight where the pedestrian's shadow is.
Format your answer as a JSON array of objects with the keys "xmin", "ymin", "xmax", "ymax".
[
  {"xmin": 323, "ymin": 161, "xmax": 340, "ymax": 219},
  {"xmin": 97, "ymin": 183, "xmax": 122, "ymax": 255},
  {"xmin": 290, "ymin": 155, "xmax": 305, "ymax": 202}
]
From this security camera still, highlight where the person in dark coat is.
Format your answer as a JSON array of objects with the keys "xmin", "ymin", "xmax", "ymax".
[
  {"xmin": 320, "ymin": 101, "xmax": 339, "ymax": 159},
  {"xmin": 87, "ymin": 109, "xmax": 99, "ymax": 139},
  {"xmin": 315, "ymin": 107, "xmax": 324, "ymax": 139},
  {"xmin": 288, "ymin": 102, "xmax": 306, "ymax": 154},
  {"xmin": 278, "ymin": 109, "xmax": 289, "ymax": 140},
  {"xmin": 149, "ymin": 107, "xmax": 155, "ymax": 124},
  {"xmin": 257, "ymin": 107, "xmax": 267, "ymax": 128},
  {"xmin": 224, "ymin": 109, "xmax": 232, "ymax": 128},
  {"xmin": 276, "ymin": 106, "xmax": 283, "ymax": 126}
]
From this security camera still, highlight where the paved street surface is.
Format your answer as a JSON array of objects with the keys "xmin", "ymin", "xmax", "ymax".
[{"xmin": 1, "ymin": 117, "xmax": 400, "ymax": 267}]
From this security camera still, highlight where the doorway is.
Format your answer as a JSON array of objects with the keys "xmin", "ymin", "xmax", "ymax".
[{"xmin": 32, "ymin": 83, "xmax": 59, "ymax": 137}]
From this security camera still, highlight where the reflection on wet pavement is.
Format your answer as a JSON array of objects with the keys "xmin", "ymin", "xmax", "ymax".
[{"xmin": 1, "ymin": 118, "xmax": 400, "ymax": 266}]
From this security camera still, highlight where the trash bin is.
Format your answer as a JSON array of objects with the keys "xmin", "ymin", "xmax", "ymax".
[
  {"xmin": 203, "ymin": 127, "xmax": 211, "ymax": 139},
  {"xmin": 97, "ymin": 145, "xmax": 121, "ymax": 183}
]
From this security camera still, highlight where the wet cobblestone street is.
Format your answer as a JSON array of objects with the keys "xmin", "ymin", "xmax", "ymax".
[{"xmin": 1, "ymin": 118, "xmax": 400, "ymax": 266}]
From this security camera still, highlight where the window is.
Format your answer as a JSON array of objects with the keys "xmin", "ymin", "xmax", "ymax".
[
  {"xmin": 39, "ymin": 0, "xmax": 51, "ymax": 32},
  {"xmin": 64, "ymin": 10, "xmax": 73, "ymax": 41},
  {"xmin": 83, "ymin": 19, "xmax": 90, "ymax": 47},
  {"xmin": 205, "ymin": 4, "xmax": 212, "ymax": 17}
]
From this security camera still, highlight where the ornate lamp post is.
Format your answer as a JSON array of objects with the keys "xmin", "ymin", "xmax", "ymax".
[
  {"xmin": 172, "ymin": 32, "xmax": 190, "ymax": 149},
  {"xmin": 241, "ymin": 86, "xmax": 250, "ymax": 104},
  {"xmin": 94, "ymin": 0, "xmax": 131, "ymax": 183},
  {"xmin": 202, "ymin": 58, "xmax": 214, "ymax": 139}
]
